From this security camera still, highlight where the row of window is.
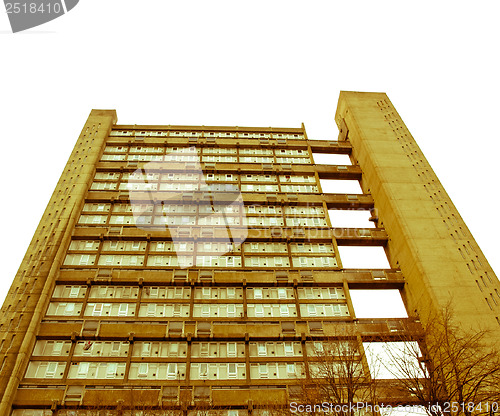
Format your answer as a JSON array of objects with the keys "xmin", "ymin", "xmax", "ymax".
[
  {"xmin": 77, "ymin": 215, "xmax": 328, "ymax": 228},
  {"xmin": 52, "ymin": 285, "xmax": 344, "ymax": 301},
  {"xmin": 95, "ymin": 172, "xmax": 317, "ymax": 184},
  {"xmin": 82, "ymin": 202, "xmax": 325, "ymax": 216},
  {"xmin": 138, "ymin": 216, "xmax": 326, "ymax": 227},
  {"xmin": 64, "ymin": 254, "xmax": 338, "ymax": 268},
  {"xmin": 68, "ymin": 241, "xmax": 334, "ymax": 254},
  {"xmin": 109, "ymin": 130, "xmax": 304, "ymax": 139},
  {"xmin": 91, "ymin": 181, "xmax": 319, "ymax": 194},
  {"xmin": 32, "ymin": 340, "xmax": 346, "ymax": 358},
  {"xmin": 46, "ymin": 302, "xmax": 349, "ymax": 318},
  {"xmin": 26, "ymin": 359, "xmax": 359, "ymax": 381},
  {"xmin": 25, "ymin": 360, "xmax": 309, "ymax": 380},
  {"xmin": 104, "ymin": 146, "xmax": 307, "ymax": 155},
  {"xmin": 101, "ymin": 154, "xmax": 310, "ymax": 164}
]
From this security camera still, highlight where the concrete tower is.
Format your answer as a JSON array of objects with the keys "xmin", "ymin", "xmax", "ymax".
[{"xmin": 0, "ymin": 93, "xmax": 498, "ymax": 415}]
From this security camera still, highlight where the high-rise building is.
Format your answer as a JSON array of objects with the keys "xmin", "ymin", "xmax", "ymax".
[{"xmin": 1, "ymin": 92, "xmax": 499, "ymax": 415}]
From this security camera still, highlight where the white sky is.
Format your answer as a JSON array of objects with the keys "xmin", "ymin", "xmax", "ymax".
[
  {"xmin": 351, "ymin": 290, "xmax": 408, "ymax": 319},
  {"xmin": 0, "ymin": 1, "xmax": 499, "ymax": 310}
]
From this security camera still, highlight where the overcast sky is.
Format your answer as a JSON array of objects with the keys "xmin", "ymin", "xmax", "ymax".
[{"xmin": 0, "ymin": 1, "xmax": 499, "ymax": 308}]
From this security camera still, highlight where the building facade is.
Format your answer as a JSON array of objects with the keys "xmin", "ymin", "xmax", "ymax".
[{"xmin": 0, "ymin": 92, "xmax": 499, "ymax": 415}]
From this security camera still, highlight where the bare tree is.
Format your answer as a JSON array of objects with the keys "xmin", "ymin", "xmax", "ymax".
[
  {"xmin": 381, "ymin": 306, "xmax": 500, "ymax": 416},
  {"xmin": 296, "ymin": 333, "xmax": 378, "ymax": 416}
]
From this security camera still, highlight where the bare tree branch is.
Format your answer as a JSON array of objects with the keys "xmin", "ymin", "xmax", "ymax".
[{"xmin": 380, "ymin": 305, "xmax": 500, "ymax": 416}]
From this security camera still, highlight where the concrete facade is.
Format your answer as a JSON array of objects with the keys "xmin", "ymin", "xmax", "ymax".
[
  {"xmin": 335, "ymin": 92, "xmax": 500, "ymax": 335},
  {"xmin": 0, "ymin": 94, "xmax": 497, "ymax": 415}
]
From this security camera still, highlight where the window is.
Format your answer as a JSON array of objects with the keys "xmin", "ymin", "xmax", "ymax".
[
  {"xmin": 92, "ymin": 216, "xmax": 102, "ymax": 224},
  {"xmin": 227, "ymin": 304, "xmax": 236, "ymax": 317},
  {"xmin": 314, "ymin": 342, "xmax": 324, "ymax": 353},
  {"xmin": 97, "ymin": 286, "xmax": 108, "ymax": 297},
  {"xmin": 77, "ymin": 362, "xmax": 89, "ymax": 378},
  {"xmin": 122, "ymin": 287, "xmax": 132, "ymax": 298},
  {"xmin": 64, "ymin": 303, "xmax": 75, "ymax": 315},
  {"xmin": 259, "ymin": 364, "xmax": 268, "ymax": 378},
  {"xmin": 138, "ymin": 363, "xmax": 148, "ymax": 377},
  {"xmin": 304, "ymin": 288, "xmax": 313, "ymax": 299},
  {"xmin": 200, "ymin": 343, "xmax": 209, "ymax": 357},
  {"xmin": 110, "ymin": 342, "xmax": 121, "ymax": 356},
  {"xmin": 69, "ymin": 287, "xmax": 80, "ymax": 298},
  {"xmin": 106, "ymin": 363, "xmax": 118, "ymax": 378},
  {"xmin": 92, "ymin": 304, "xmax": 103, "ymax": 316},
  {"xmin": 45, "ymin": 362, "xmax": 57, "ymax": 378},
  {"xmin": 332, "ymin": 304, "xmax": 341, "ymax": 316},
  {"xmin": 227, "ymin": 343, "xmax": 237, "ymax": 357},
  {"xmin": 254, "ymin": 288, "xmax": 263, "ymax": 299},
  {"xmin": 228, "ymin": 363, "xmax": 237, "ymax": 379},
  {"xmin": 199, "ymin": 363, "xmax": 208, "ymax": 379},
  {"xmin": 118, "ymin": 304, "xmax": 129, "ymax": 316},
  {"xmin": 52, "ymin": 342, "xmax": 64, "ymax": 356},
  {"xmin": 258, "ymin": 343, "xmax": 266, "ymax": 356},
  {"xmin": 329, "ymin": 288, "xmax": 339, "ymax": 299},
  {"xmin": 141, "ymin": 343, "xmax": 151, "ymax": 357},
  {"xmin": 167, "ymin": 363, "xmax": 178, "ymax": 380},
  {"xmin": 284, "ymin": 342, "xmax": 294, "ymax": 356},
  {"xmin": 170, "ymin": 343, "xmax": 179, "ymax": 356}
]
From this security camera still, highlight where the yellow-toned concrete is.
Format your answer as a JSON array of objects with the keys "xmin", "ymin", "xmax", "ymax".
[
  {"xmin": 0, "ymin": 110, "xmax": 117, "ymax": 413},
  {"xmin": 336, "ymin": 91, "xmax": 500, "ymax": 337},
  {"xmin": 2, "ymin": 104, "xmax": 465, "ymax": 413}
]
